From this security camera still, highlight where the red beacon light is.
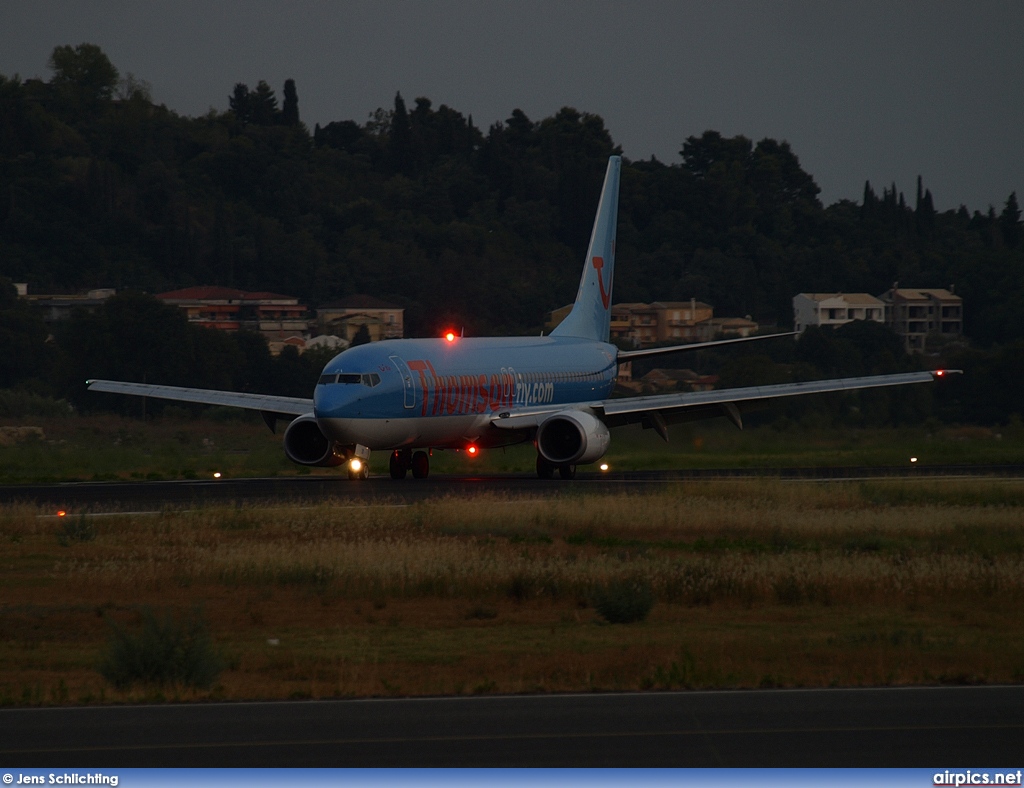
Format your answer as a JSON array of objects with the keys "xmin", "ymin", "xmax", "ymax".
[
  {"xmin": 935, "ymin": 369, "xmax": 945, "ymax": 377},
  {"xmin": 445, "ymin": 331, "xmax": 456, "ymax": 343},
  {"xmin": 466, "ymin": 445, "xmax": 478, "ymax": 456}
]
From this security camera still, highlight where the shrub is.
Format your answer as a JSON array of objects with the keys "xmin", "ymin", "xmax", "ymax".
[
  {"xmin": 592, "ymin": 578, "xmax": 654, "ymax": 624},
  {"xmin": 99, "ymin": 608, "xmax": 223, "ymax": 690},
  {"xmin": 0, "ymin": 390, "xmax": 73, "ymax": 418},
  {"xmin": 57, "ymin": 515, "xmax": 95, "ymax": 545}
]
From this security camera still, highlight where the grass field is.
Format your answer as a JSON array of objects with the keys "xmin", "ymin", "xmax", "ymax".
[
  {"xmin": 2, "ymin": 480, "xmax": 1023, "ymax": 705},
  {"xmin": 1, "ymin": 412, "xmax": 1022, "ymax": 483}
]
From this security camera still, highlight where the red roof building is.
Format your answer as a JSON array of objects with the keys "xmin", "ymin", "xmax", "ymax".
[{"xmin": 156, "ymin": 287, "xmax": 311, "ymax": 344}]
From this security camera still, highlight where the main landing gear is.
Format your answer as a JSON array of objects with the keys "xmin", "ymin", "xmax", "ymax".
[
  {"xmin": 390, "ymin": 449, "xmax": 430, "ymax": 479},
  {"xmin": 536, "ymin": 455, "xmax": 576, "ymax": 480},
  {"xmin": 390, "ymin": 449, "xmax": 410, "ymax": 479}
]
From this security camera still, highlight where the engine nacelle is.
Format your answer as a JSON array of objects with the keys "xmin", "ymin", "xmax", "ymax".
[
  {"xmin": 282, "ymin": 414, "xmax": 347, "ymax": 467},
  {"xmin": 536, "ymin": 410, "xmax": 610, "ymax": 465}
]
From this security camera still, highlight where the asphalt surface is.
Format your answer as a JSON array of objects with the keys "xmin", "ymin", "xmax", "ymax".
[
  {"xmin": 2, "ymin": 465, "xmax": 1023, "ymax": 508},
  {"xmin": 1, "ymin": 686, "xmax": 1022, "ymax": 766}
]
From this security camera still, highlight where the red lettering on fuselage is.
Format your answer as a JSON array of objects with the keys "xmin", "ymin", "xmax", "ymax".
[
  {"xmin": 406, "ymin": 359, "xmax": 608, "ymax": 417},
  {"xmin": 477, "ymin": 374, "xmax": 487, "ymax": 413}
]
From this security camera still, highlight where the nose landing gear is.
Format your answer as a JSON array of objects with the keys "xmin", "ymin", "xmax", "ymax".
[
  {"xmin": 347, "ymin": 457, "xmax": 370, "ymax": 480},
  {"xmin": 346, "ymin": 444, "xmax": 372, "ymax": 479}
]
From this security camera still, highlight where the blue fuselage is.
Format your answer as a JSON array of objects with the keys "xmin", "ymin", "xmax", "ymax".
[{"xmin": 312, "ymin": 336, "xmax": 618, "ymax": 451}]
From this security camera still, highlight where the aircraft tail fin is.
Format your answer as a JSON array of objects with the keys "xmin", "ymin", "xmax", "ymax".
[{"xmin": 550, "ymin": 155, "xmax": 621, "ymax": 342}]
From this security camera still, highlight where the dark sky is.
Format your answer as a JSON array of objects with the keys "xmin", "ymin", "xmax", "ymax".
[{"xmin": 4, "ymin": 0, "xmax": 1021, "ymax": 211}]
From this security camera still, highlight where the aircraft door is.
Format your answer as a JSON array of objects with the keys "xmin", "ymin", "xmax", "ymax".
[{"xmin": 389, "ymin": 355, "xmax": 416, "ymax": 409}]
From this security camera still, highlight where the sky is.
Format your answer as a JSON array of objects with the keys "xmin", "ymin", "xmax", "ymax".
[{"xmin": 3, "ymin": 0, "xmax": 1022, "ymax": 212}]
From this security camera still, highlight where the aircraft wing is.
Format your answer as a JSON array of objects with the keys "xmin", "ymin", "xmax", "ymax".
[
  {"xmin": 616, "ymin": 331, "xmax": 796, "ymax": 360},
  {"xmin": 86, "ymin": 380, "xmax": 313, "ymax": 416},
  {"xmin": 491, "ymin": 370, "xmax": 957, "ymax": 434}
]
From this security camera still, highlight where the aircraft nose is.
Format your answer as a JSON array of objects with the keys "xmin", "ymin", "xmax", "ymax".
[{"xmin": 313, "ymin": 382, "xmax": 364, "ymax": 419}]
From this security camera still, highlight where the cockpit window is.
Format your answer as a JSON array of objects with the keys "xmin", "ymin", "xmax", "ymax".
[{"xmin": 317, "ymin": 372, "xmax": 381, "ymax": 387}]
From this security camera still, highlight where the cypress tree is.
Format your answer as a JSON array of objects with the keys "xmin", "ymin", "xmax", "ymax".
[
  {"xmin": 861, "ymin": 180, "xmax": 877, "ymax": 219},
  {"xmin": 282, "ymin": 78, "xmax": 299, "ymax": 126},
  {"xmin": 229, "ymin": 83, "xmax": 251, "ymax": 123},
  {"xmin": 388, "ymin": 91, "xmax": 413, "ymax": 174},
  {"xmin": 1000, "ymin": 192, "xmax": 1021, "ymax": 248}
]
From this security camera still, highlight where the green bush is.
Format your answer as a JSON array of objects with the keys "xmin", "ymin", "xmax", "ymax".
[
  {"xmin": 592, "ymin": 578, "xmax": 654, "ymax": 624},
  {"xmin": 99, "ymin": 608, "xmax": 223, "ymax": 690},
  {"xmin": 57, "ymin": 515, "xmax": 96, "ymax": 546},
  {"xmin": 0, "ymin": 390, "xmax": 73, "ymax": 418}
]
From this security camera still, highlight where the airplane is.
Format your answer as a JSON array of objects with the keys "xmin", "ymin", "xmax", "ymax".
[{"xmin": 87, "ymin": 156, "xmax": 957, "ymax": 480}]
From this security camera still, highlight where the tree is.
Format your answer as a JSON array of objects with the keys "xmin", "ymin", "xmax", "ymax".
[
  {"xmin": 48, "ymin": 43, "xmax": 119, "ymax": 107},
  {"xmin": 229, "ymin": 83, "xmax": 251, "ymax": 123},
  {"xmin": 1000, "ymin": 192, "xmax": 1021, "ymax": 248},
  {"xmin": 351, "ymin": 324, "xmax": 371, "ymax": 346},
  {"xmin": 861, "ymin": 181, "xmax": 878, "ymax": 219},
  {"xmin": 249, "ymin": 80, "xmax": 279, "ymax": 125},
  {"xmin": 282, "ymin": 79, "xmax": 299, "ymax": 126},
  {"xmin": 59, "ymin": 293, "xmax": 197, "ymax": 408},
  {"xmin": 116, "ymin": 72, "xmax": 152, "ymax": 102},
  {"xmin": 0, "ymin": 279, "xmax": 51, "ymax": 389},
  {"xmin": 314, "ymin": 120, "xmax": 364, "ymax": 152},
  {"xmin": 388, "ymin": 92, "xmax": 413, "ymax": 174}
]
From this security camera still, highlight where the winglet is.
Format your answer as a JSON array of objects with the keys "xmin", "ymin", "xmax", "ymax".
[{"xmin": 550, "ymin": 155, "xmax": 621, "ymax": 342}]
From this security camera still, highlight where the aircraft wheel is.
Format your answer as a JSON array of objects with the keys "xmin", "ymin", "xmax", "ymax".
[
  {"xmin": 558, "ymin": 464, "xmax": 577, "ymax": 480},
  {"xmin": 411, "ymin": 450, "xmax": 430, "ymax": 479},
  {"xmin": 348, "ymin": 457, "xmax": 371, "ymax": 480},
  {"xmin": 536, "ymin": 455, "xmax": 555, "ymax": 480},
  {"xmin": 389, "ymin": 450, "xmax": 408, "ymax": 479}
]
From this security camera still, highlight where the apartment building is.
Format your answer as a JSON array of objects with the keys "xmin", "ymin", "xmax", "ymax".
[
  {"xmin": 878, "ymin": 286, "xmax": 963, "ymax": 353},
  {"xmin": 650, "ymin": 300, "xmax": 714, "ymax": 342},
  {"xmin": 156, "ymin": 287, "xmax": 310, "ymax": 340},
  {"xmin": 793, "ymin": 293, "xmax": 885, "ymax": 335}
]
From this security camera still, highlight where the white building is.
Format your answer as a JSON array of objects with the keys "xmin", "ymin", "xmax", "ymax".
[{"xmin": 793, "ymin": 293, "xmax": 885, "ymax": 335}]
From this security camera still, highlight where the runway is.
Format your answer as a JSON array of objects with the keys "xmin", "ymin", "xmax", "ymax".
[
  {"xmin": 2, "ymin": 465, "xmax": 1022, "ymax": 508},
  {"xmin": 1, "ymin": 686, "xmax": 1021, "ymax": 766}
]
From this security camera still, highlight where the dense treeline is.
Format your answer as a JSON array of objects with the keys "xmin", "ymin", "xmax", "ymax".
[{"xmin": 1, "ymin": 44, "xmax": 1022, "ymax": 424}]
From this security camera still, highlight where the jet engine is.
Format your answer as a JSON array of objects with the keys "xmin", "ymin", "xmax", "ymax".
[
  {"xmin": 282, "ymin": 414, "xmax": 347, "ymax": 467},
  {"xmin": 536, "ymin": 410, "xmax": 610, "ymax": 465}
]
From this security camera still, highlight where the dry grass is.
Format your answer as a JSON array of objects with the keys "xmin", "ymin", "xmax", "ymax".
[{"xmin": 2, "ymin": 480, "xmax": 1024, "ymax": 704}]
